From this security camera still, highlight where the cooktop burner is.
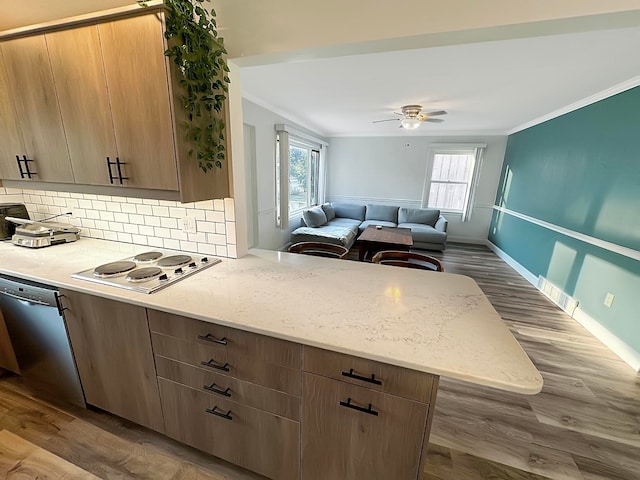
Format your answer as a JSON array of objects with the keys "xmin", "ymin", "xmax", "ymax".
[
  {"xmin": 157, "ymin": 255, "xmax": 192, "ymax": 268},
  {"xmin": 94, "ymin": 261, "xmax": 137, "ymax": 277},
  {"xmin": 73, "ymin": 249, "xmax": 221, "ymax": 293},
  {"xmin": 126, "ymin": 267, "xmax": 163, "ymax": 282},
  {"xmin": 134, "ymin": 251, "xmax": 164, "ymax": 263}
]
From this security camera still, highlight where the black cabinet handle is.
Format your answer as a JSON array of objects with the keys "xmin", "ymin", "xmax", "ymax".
[
  {"xmin": 341, "ymin": 368, "xmax": 382, "ymax": 385},
  {"xmin": 106, "ymin": 157, "xmax": 115, "ymax": 184},
  {"xmin": 203, "ymin": 382, "xmax": 231, "ymax": 397},
  {"xmin": 54, "ymin": 293, "xmax": 68, "ymax": 317},
  {"xmin": 197, "ymin": 333, "xmax": 228, "ymax": 345},
  {"xmin": 200, "ymin": 359, "xmax": 230, "ymax": 372},
  {"xmin": 16, "ymin": 155, "xmax": 25, "ymax": 178},
  {"xmin": 205, "ymin": 406, "xmax": 233, "ymax": 420},
  {"xmin": 17, "ymin": 155, "xmax": 36, "ymax": 178},
  {"xmin": 339, "ymin": 398, "xmax": 378, "ymax": 416},
  {"xmin": 115, "ymin": 157, "xmax": 128, "ymax": 184}
]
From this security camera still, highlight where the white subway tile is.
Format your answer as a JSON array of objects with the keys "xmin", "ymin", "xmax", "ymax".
[
  {"xmin": 148, "ymin": 236, "xmax": 164, "ymax": 247},
  {"xmin": 225, "ymin": 221, "xmax": 236, "ymax": 244},
  {"xmin": 103, "ymin": 231, "xmax": 118, "ymax": 241},
  {"xmin": 47, "ymin": 206, "xmax": 61, "ymax": 215},
  {"xmin": 111, "ymin": 196, "xmax": 126, "ymax": 203},
  {"xmin": 109, "ymin": 222, "xmax": 124, "ymax": 232},
  {"xmin": 169, "ymin": 207, "xmax": 187, "ymax": 218},
  {"xmin": 117, "ymin": 232, "xmax": 133, "ymax": 243},
  {"xmin": 106, "ymin": 202, "xmax": 122, "ymax": 213},
  {"xmin": 66, "ymin": 198, "xmax": 79, "ymax": 208},
  {"xmin": 81, "ymin": 219, "xmax": 96, "ymax": 229},
  {"xmin": 191, "ymin": 209, "xmax": 205, "ymax": 220},
  {"xmin": 188, "ymin": 232, "xmax": 206, "ymax": 243},
  {"xmin": 42, "ymin": 196, "xmax": 54, "ymax": 206},
  {"xmin": 180, "ymin": 240, "xmax": 197, "ymax": 252},
  {"xmin": 154, "ymin": 227, "xmax": 170, "ymax": 238},
  {"xmin": 131, "ymin": 234, "xmax": 148, "ymax": 245},
  {"xmin": 94, "ymin": 220, "xmax": 109, "ymax": 230},
  {"xmin": 226, "ymin": 245, "xmax": 237, "ymax": 258},
  {"xmin": 215, "ymin": 223, "xmax": 226, "ymax": 235},
  {"xmin": 163, "ymin": 238, "xmax": 180, "ymax": 250},
  {"xmin": 127, "ymin": 197, "xmax": 143, "ymax": 204},
  {"xmin": 152, "ymin": 206, "xmax": 169, "ymax": 217},
  {"xmin": 207, "ymin": 233, "xmax": 226, "ymax": 245},
  {"xmin": 114, "ymin": 212, "xmax": 129, "ymax": 223},
  {"xmin": 57, "ymin": 191, "xmax": 70, "ymax": 198},
  {"xmin": 78, "ymin": 199, "xmax": 93, "ymax": 209},
  {"xmin": 159, "ymin": 200, "xmax": 177, "ymax": 207},
  {"xmin": 70, "ymin": 193, "xmax": 83, "ymax": 199},
  {"xmin": 224, "ymin": 198, "xmax": 235, "ymax": 221},
  {"xmin": 143, "ymin": 198, "xmax": 160, "ymax": 205},
  {"xmin": 136, "ymin": 204, "xmax": 153, "ymax": 215},
  {"xmin": 99, "ymin": 211, "xmax": 115, "ymax": 221},
  {"xmin": 205, "ymin": 210, "xmax": 225, "ymax": 223},
  {"xmin": 213, "ymin": 199, "xmax": 224, "ymax": 211},
  {"xmin": 120, "ymin": 203, "xmax": 137, "ymax": 214},
  {"xmin": 86, "ymin": 210, "xmax": 100, "ymax": 220},
  {"xmin": 197, "ymin": 221, "xmax": 216, "ymax": 233},
  {"xmin": 139, "ymin": 225, "xmax": 155, "ymax": 236},
  {"xmin": 161, "ymin": 217, "xmax": 178, "ymax": 229},
  {"xmin": 129, "ymin": 213, "xmax": 144, "ymax": 225},
  {"xmin": 145, "ymin": 216, "xmax": 160, "ymax": 227},
  {"xmin": 89, "ymin": 229, "xmax": 105, "ymax": 239},
  {"xmin": 92, "ymin": 200, "xmax": 107, "ymax": 210},
  {"xmin": 170, "ymin": 229, "xmax": 187, "ymax": 241},
  {"xmin": 83, "ymin": 194, "xmax": 98, "ymax": 200},
  {"xmin": 53, "ymin": 197, "xmax": 66, "ymax": 207},
  {"xmin": 195, "ymin": 200, "xmax": 214, "ymax": 210},
  {"xmin": 124, "ymin": 224, "xmax": 139, "ymax": 234},
  {"xmin": 215, "ymin": 245, "xmax": 227, "ymax": 257},
  {"xmin": 197, "ymin": 243, "xmax": 217, "ymax": 255}
]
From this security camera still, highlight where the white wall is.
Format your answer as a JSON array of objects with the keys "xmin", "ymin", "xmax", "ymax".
[
  {"xmin": 327, "ymin": 135, "xmax": 507, "ymax": 243},
  {"xmin": 242, "ymin": 98, "xmax": 329, "ymax": 250}
]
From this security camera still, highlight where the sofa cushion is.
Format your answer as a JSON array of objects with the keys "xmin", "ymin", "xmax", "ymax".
[
  {"xmin": 365, "ymin": 204, "xmax": 399, "ymax": 223},
  {"xmin": 290, "ymin": 225, "xmax": 358, "ymax": 248},
  {"xmin": 321, "ymin": 203, "xmax": 336, "ymax": 221},
  {"xmin": 398, "ymin": 223, "xmax": 447, "ymax": 244},
  {"xmin": 359, "ymin": 220, "xmax": 397, "ymax": 232},
  {"xmin": 332, "ymin": 202, "xmax": 366, "ymax": 221},
  {"xmin": 302, "ymin": 206, "xmax": 327, "ymax": 228},
  {"xmin": 398, "ymin": 207, "xmax": 440, "ymax": 226},
  {"xmin": 329, "ymin": 217, "xmax": 362, "ymax": 229}
]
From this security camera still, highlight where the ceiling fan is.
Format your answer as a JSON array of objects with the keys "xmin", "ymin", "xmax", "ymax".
[{"xmin": 373, "ymin": 105, "xmax": 447, "ymax": 129}]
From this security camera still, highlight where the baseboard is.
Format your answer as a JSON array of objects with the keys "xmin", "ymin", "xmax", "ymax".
[
  {"xmin": 486, "ymin": 240, "xmax": 640, "ymax": 372},
  {"xmin": 485, "ymin": 240, "xmax": 537, "ymax": 286},
  {"xmin": 573, "ymin": 308, "xmax": 640, "ymax": 372}
]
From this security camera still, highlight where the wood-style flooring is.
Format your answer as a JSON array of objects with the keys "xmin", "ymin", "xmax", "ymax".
[{"xmin": 0, "ymin": 243, "xmax": 638, "ymax": 479}]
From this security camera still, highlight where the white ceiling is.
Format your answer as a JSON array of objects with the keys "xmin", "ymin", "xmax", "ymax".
[{"xmin": 240, "ymin": 26, "xmax": 640, "ymax": 137}]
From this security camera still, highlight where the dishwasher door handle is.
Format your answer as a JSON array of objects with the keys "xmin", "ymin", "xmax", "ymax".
[{"xmin": 0, "ymin": 290, "xmax": 52, "ymax": 307}]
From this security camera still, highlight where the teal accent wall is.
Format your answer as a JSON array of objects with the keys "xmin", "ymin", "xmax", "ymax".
[{"xmin": 489, "ymin": 86, "xmax": 640, "ymax": 354}]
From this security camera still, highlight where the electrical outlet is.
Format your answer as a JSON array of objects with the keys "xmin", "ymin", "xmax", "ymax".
[
  {"xmin": 604, "ymin": 292, "xmax": 615, "ymax": 308},
  {"xmin": 181, "ymin": 217, "xmax": 197, "ymax": 234}
]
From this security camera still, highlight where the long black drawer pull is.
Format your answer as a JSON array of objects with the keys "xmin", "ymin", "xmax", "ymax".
[
  {"xmin": 16, "ymin": 155, "xmax": 25, "ymax": 178},
  {"xmin": 341, "ymin": 368, "xmax": 382, "ymax": 385},
  {"xmin": 197, "ymin": 333, "xmax": 228, "ymax": 345},
  {"xmin": 200, "ymin": 359, "xmax": 230, "ymax": 371},
  {"xmin": 203, "ymin": 382, "xmax": 231, "ymax": 397},
  {"xmin": 115, "ymin": 157, "xmax": 128, "ymax": 184},
  {"xmin": 106, "ymin": 157, "xmax": 115, "ymax": 184},
  {"xmin": 206, "ymin": 406, "xmax": 233, "ymax": 420},
  {"xmin": 340, "ymin": 398, "xmax": 379, "ymax": 416}
]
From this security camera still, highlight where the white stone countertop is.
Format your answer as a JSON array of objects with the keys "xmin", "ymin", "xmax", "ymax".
[{"xmin": 0, "ymin": 237, "xmax": 543, "ymax": 394}]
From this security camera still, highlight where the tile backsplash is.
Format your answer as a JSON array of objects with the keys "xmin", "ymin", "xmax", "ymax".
[{"xmin": 0, "ymin": 187, "xmax": 237, "ymax": 258}]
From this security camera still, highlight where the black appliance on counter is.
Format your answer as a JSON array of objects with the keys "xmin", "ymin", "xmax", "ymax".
[{"xmin": 0, "ymin": 203, "xmax": 29, "ymax": 239}]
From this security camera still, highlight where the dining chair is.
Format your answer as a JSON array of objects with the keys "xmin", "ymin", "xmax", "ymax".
[
  {"xmin": 371, "ymin": 250, "xmax": 444, "ymax": 272},
  {"xmin": 288, "ymin": 242, "xmax": 350, "ymax": 259}
]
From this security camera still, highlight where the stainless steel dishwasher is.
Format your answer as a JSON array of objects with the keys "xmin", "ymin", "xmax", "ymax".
[{"xmin": 0, "ymin": 274, "xmax": 85, "ymax": 407}]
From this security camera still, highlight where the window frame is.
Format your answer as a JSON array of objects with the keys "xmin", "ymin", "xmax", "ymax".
[{"xmin": 287, "ymin": 138, "xmax": 320, "ymax": 216}]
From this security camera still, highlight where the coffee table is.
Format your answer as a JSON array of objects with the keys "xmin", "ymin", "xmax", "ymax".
[{"xmin": 356, "ymin": 226, "xmax": 413, "ymax": 261}]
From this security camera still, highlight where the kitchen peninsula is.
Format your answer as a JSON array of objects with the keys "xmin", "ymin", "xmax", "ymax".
[{"xmin": 0, "ymin": 239, "xmax": 542, "ymax": 479}]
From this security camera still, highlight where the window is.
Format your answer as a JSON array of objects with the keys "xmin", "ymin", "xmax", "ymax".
[
  {"xmin": 275, "ymin": 125, "xmax": 326, "ymax": 229},
  {"xmin": 424, "ymin": 145, "xmax": 485, "ymax": 221},
  {"xmin": 288, "ymin": 140, "xmax": 319, "ymax": 214}
]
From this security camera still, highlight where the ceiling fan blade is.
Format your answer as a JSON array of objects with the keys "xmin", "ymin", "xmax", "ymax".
[
  {"xmin": 424, "ymin": 110, "xmax": 447, "ymax": 116},
  {"xmin": 423, "ymin": 118, "xmax": 445, "ymax": 123},
  {"xmin": 372, "ymin": 118, "xmax": 400, "ymax": 124}
]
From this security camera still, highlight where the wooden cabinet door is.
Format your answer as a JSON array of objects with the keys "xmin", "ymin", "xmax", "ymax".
[
  {"xmin": 0, "ymin": 36, "xmax": 74, "ymax": 183},
  {"xmin": 0, "ymin": 309, "xmax": 19, "ymax": 374},
  {"xmin": 301, "ymin": 373, "xmax": 428, "ymax": 480},
  {"xmin": 46, "ymin": 25, "xmax": 118, "ymax": 186},
  {"xmin": 0, "ymin": 49, "xmax": 25, "ymax": 181},
  {"xmin": 98, "ymin": 14, "xmax": 179, "ymax": 191},
  {"xmin": 60, "ymin": 290, "xmax": 164, "ymax": 433}
]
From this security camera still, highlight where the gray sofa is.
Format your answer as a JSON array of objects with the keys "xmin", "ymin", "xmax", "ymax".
[{"xmin": 290, "ymin": 202, "xmax": 448, "ymax": 251}]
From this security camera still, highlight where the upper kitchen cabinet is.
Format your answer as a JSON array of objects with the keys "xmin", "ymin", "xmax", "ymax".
[
  {"xmin": 0, "ymin": 35, "xmax": 74, "ymax": 183},
  {"xmin": 0, "ymin": 6, "xmax": 230, "ymax": 202}
]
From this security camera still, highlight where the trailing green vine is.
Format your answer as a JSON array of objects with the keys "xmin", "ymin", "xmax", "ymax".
[{"xmin": 139, "ymin": 0, "xmax": 230, "ymax": 172}]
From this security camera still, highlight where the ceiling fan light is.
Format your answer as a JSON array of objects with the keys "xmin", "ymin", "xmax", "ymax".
[{"xmin": 401, "ymin": 118, "xmax": 421, "ymax": 130}]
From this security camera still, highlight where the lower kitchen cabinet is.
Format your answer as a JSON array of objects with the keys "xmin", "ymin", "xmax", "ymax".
[
  {"xmin": 158, "ymin": 378, "xmax": 300, "ymax": 480},
  {"xmin": 60, "ymin": 290, "xmax": 164, "ymax": 432},
  {"xmin": 301, "ymin": 372, "xmax": 429, "ymax": 480},
  {"xmin": 0, "ymin": 309, "xmax": 19, "ymax": 373}
]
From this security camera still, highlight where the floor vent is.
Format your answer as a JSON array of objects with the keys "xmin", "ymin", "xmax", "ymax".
[{"xmin": 537, "ymin": 276, "xmax": 579, "ymax": 316}]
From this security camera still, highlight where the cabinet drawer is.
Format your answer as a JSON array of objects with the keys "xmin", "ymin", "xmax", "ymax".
[
  {"xmin": 155, "ymin": 356, "xmax": 300, "ymax": 421},
  {"xmin": 303, "ymin": 346, "xmax": 435, "ymax": 403},
  {"xmin": 302, "ymin": 373, "xmax": 427, "ymax": 480},
  {"xmin": 148, "ymin": 309, "xmax": 301, "ymax": 369},
  {"xmin": 159, "ymin": 378, "xmax": 299, "ymax": 480},
  {"xmin": 152, "ymin": 332, "xmax": 301, "ymax": 396}
]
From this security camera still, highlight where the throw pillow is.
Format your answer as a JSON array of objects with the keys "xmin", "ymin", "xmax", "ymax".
[
  {"xmin": 303, "ymin": 206, "xmax": 327, "ymax": 227},
  {"xmin": 321, "ymin": 203, "xmax": 336, "ymax": 221}
]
